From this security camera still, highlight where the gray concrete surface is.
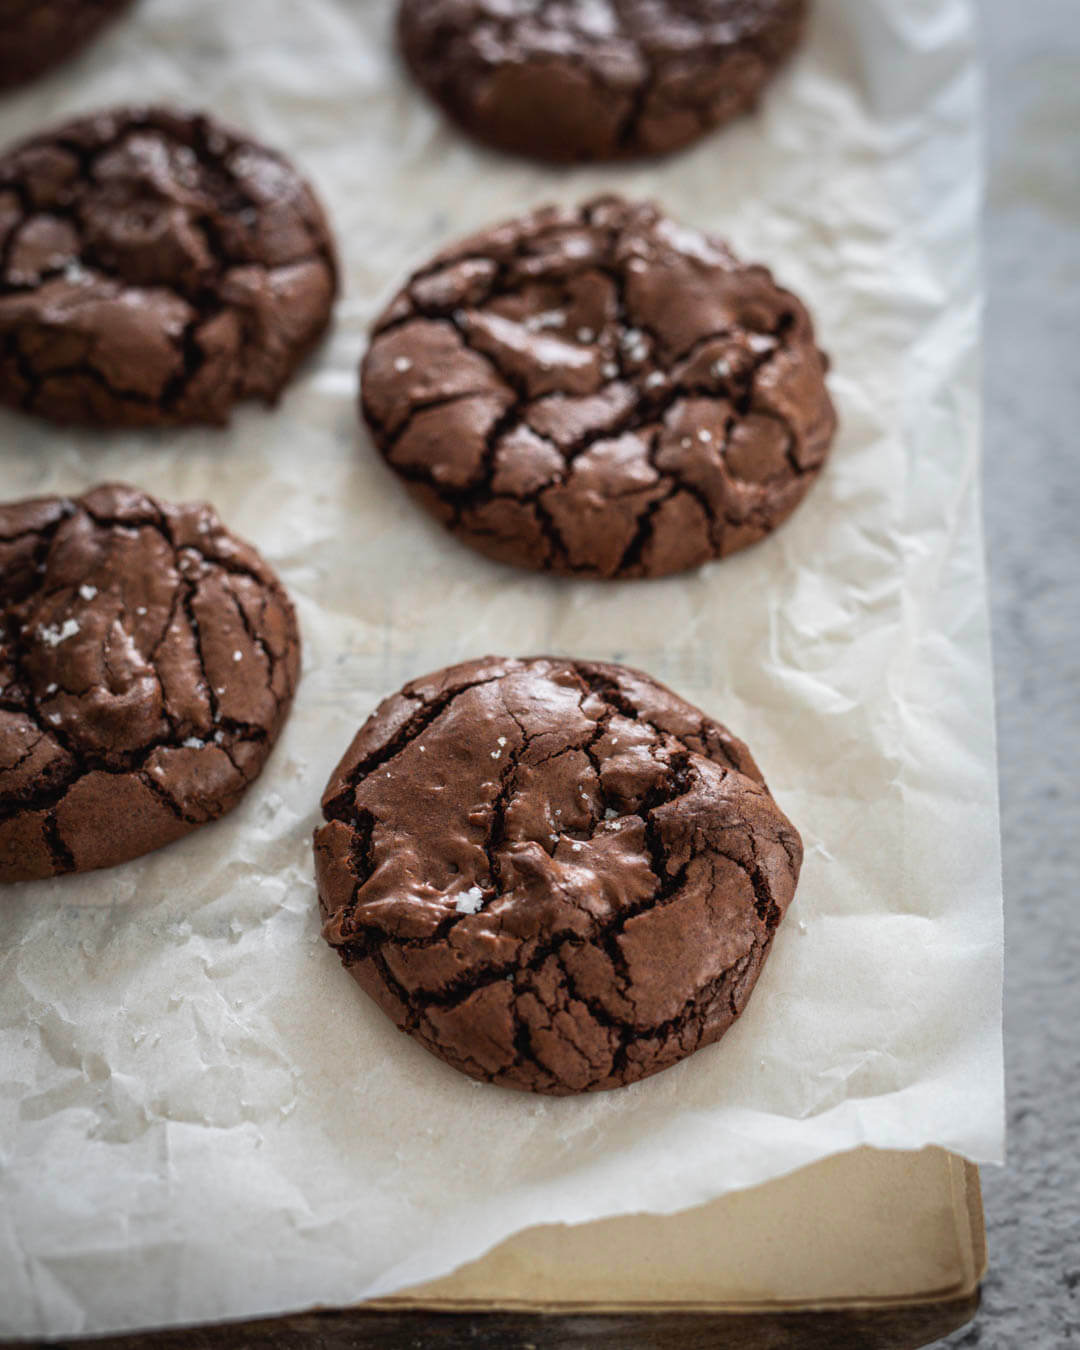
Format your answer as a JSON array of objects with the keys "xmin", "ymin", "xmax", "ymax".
[{"xmin": 939, "ymin": 3, "xmax": 1080, "ymax": 1345}]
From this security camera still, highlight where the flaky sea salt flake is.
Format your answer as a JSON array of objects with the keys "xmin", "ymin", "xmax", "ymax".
[
  {"xmin": 38, "ymin": 618, "xmax": 80, "ymax": 647},
  {"xmin": 526, "ymin": 309, "xmax": 566, "ymax": 332},
  {"xmin": 455, "ymin": 886, "xmax": 485, "ymax": 915},
  {"xmin": 63, "ymin": 259, "xmax": 91, "ymax": 285}
]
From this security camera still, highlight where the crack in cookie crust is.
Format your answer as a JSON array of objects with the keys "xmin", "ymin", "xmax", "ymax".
[
  {"xmin": 360, "ymin": 195, "xmax": 835, "ymax": 579},
  {"xmin": 0, "ymin": 483, "xmax": 301, "ymax": 882},
  {"xmin": 315, "ymin": 656, "xmax": 802, "ymax": 1094},
  {"xmin": 0, "ymin": 106, "xmax": 338, "ymax": 428},
  {"xmin": 398, "ymin": 0, "xmax": 808, "ymax": 163}
]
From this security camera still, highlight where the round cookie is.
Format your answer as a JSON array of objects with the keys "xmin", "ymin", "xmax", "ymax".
[
  {"xmin": 315, "ymin": 656, "xmax": 802, "ymax": 1095},
  {"xmin": 0, "ymin": 483, "xmax": 301, "ymax": 883},
  {"xmin": 360, "ymin": 195, "xmax": 835, "ymax": 579},
  {"xmin": 398, "ymin": 0, "xmax": 808, "ymax": 163},
  {"xmin": 0, "ymin": 106, "xmax": 338, "ymax": 429},
  {"xmin": 0, "ymin": 1, "xmax": 135, "ymax": 93}
]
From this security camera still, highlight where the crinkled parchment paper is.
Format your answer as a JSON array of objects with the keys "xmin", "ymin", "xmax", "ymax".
[{"xmin": 0, "ymin": 0, "xmax": 1002, "ymax": 1336}]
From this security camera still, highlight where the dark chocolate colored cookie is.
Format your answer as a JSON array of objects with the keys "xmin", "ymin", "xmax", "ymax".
[
  {"xmin": 0, "ymin": 106, "xmax": 337, "ymax": 428},
  {"xmin": 0, "ymin": 484, "xmax": 301, "ymax": 883},
  {"xmin": 315, "ymin": 656, "xmax": 801, "ymax": 1095},
  {"xmin": 398, "ymin": 0, "xmax": 807, "ymax": 163},
  {"xmin": 0, "ymin": 0, "xmax": 134, "ymax": 93},
  {"xmin": 361, "ymin": 196, "xmax": 835, "ymax": 579}
]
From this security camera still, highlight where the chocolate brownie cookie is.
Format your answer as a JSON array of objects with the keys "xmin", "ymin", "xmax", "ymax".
[
  {"xmin": 398, "ymin": 0, "xmax": 807, "ymax": 163},
  {"xmin": 315, "ymin": 656, "xmax": 801, "ymax": 1094},
  {"xmin": 361, "ymin": 196, "xmax": 835, "ymax": 579},
  {"xmin": 0, "ymin": 107, "xmax": 337, "ymax": 429},
  {"xmin": 0, "ymin": 484, "xmax": 301, "ymax": 883},
  {"xmin": 0, "ymin": 1, "xmax": 134, "ymax": 93}
]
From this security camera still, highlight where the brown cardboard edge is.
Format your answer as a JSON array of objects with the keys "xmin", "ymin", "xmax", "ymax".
[
  {"xmin": 366, "ymin": 1149, "xmax": 986, "ymax": 1315},
  {"xmin": 963, "ymin": 1159, "xmax": 989, "ymax": 1282}
]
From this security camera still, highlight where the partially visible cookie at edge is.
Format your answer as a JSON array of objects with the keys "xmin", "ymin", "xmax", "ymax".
[
  {"xmin": 0, "ymin": 0, "xmax": 135, "ymax": 93},
  {"xmin": 0, "ymin": 106, "xmax": 338, "ymax": 428},
  {"xmin": 0, "ymin": 483, "xmax": 301, "ymax": 883},
  {"xmin": 398, "ymin": 0, "xmax": 808, "ymax": 163},
  {"xmin": 360, "ymin": 195, "xmax": 835, "ymax": 579},
  {"xmin": 315, "ymin": 655, "xmax": 802, "ymax": 1095}
]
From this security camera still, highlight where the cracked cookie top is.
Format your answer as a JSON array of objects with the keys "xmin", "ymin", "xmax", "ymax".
[
  {"xmin": 398, "ymin": 0, "xmax": 808, "ymax": 163},
  {"xmin": 315, "ymin": 656, "xmax": 802, "ymax": 1094},
  {"xmin": 0, "ymin": 483, "xmax": 301, "ymax": 883},
  {"xmin": 361, "ymin": 195, "xmax": 835, "ymax": 579},
  {"xmin": 0, "ymin": 106, "xmax": 337, "ymax": 428},
  {"xmin": 0, "ymin": 1, "xmax": 135, "ymax": 93}
]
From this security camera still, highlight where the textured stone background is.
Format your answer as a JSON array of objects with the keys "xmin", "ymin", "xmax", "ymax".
[{"xmin": 939, "ymin": 2, "xmax": 1080, "ymax": 1345}]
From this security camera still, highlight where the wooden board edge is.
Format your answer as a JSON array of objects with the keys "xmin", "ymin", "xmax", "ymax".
[{"xmin": 4, "ymin": 1294, "xmax": 982, "ymax": 1350}]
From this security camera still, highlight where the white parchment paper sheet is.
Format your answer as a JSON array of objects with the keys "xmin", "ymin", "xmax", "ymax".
[{"xmin": 0, "ymin": 0, "xmax": 1003, "ymax": 1336}]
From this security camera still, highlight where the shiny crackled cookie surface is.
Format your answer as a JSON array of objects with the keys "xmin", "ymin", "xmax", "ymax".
[
  {"xmin": 0, "ymin": 484, "xmax": 300, "ymax": 882},
  {"xmin": 398, "ymin": 0, "xmax": 808, "ymax": 163},
  {"xmin": 361, "ymin": 196, "xmax": 835, "ymax": 579},
  {"xmin": 315, "ymin": 656, "xmax": 802, "ymax": 1094},
  {"xmin": 0, "ymin": 106, "xmax": 337, "ymax": 428}
]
